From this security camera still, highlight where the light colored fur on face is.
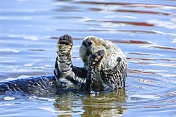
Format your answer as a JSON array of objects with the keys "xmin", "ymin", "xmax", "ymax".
[{"xmin": 79, "ymin": 36, "xmax": 127, "ymax": 70}]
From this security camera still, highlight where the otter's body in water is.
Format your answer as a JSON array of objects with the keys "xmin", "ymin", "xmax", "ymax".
[{"xmin": 0, "ymin": 35, "xmax": 127, "ymax": 95}]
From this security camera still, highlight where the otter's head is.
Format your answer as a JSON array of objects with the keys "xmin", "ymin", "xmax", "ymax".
[{"xmin": 79, "ymin": 36, "xmax": 107, "ymax": 68}]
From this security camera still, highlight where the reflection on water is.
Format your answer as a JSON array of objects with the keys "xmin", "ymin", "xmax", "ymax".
[
  {"xmin": 54, "ymin": 89, "xmax": 127, "ymax": 116},
  {"xmin": 81, "ymin": 89, "xmax": 126, "ymax": 116},
  {"xmin": 0, "ymin": 0, "xmax": 176, "ymax": 116}
]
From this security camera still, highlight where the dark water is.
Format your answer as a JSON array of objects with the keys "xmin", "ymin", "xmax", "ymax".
[{"xmin": 0, "ymin": 0, "xmax": 176, "ymax": 116}]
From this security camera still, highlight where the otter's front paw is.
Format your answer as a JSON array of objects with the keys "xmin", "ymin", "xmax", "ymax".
[
  {"xmin": 57, "ymin": 34, "xmax": 73, "ymax": 52},
  {"xmin": 90, "ymin": 50, "xmax": 105, "ymax": 66},
  {"xmin": 58, "ymin": 34, "xmax": 73, "ymax": 45}
]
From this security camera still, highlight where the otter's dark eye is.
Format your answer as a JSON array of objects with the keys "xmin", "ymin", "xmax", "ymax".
[
  {"xmin": 117, "ymin": 57, "xmax": 122, "ymax": 62},
  {"xmin": 83, "ymin": 39, "xmax": 92, "ymax": 47}
]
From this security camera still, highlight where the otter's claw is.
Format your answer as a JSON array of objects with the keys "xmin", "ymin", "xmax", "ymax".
[{"xmin": 91, "ymin": 50, "xmax": 105, "ymax": 66}]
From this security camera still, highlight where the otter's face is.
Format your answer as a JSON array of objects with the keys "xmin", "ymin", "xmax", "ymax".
[{"xmin": 79, "ymin": 36, "xmax": 106, "ymax": 68}]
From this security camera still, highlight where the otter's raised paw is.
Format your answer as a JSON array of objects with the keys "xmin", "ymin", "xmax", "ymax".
[
  {"xmin": 57, "ymin": 34, "xmax": 73, "ymax": 54},
  {"xmin": 90, "ymin": 50, "xmax": 105, "ymax": 66},
  {"xmin": 58, "ymin": 34, "xmax": 73, "ymax": 45}
]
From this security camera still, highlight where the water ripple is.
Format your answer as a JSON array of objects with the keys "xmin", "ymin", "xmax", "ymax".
[
  {"xmin": 89, "ymin": 8, "xmax": 174, "ymax": 16},
  {"xmin": 76, "ymin": 1, "xmax": 176, "ymax": 10}
]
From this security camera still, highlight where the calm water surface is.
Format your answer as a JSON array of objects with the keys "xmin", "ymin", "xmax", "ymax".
[{"xmin": 0, "ymin": 0, "xmax": 176, "ymax": 116}]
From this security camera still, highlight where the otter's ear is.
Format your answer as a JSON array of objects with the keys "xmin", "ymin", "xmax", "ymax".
[{"xmin": 83, "ymin": 39, "xmax": 92, "ymax": 47}]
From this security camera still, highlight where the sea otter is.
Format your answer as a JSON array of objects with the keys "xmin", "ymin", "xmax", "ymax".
[
  {"xmin": 0, "ymin": 35, "xmax": 127, "ymax": 95},
  {"xmin": 79, "ymin": 36, "xmax": 127, "ymax": 92}
]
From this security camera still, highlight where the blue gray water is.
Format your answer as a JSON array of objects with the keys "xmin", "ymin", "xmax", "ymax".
[{"xmin": 0, "ymin": 0, "xmax": 176, "ymax": 116}]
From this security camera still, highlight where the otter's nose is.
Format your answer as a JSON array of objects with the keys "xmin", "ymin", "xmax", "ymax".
[{"xmin": 83, "ymin": 39, "xmax": 92, "ymax": 47}]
